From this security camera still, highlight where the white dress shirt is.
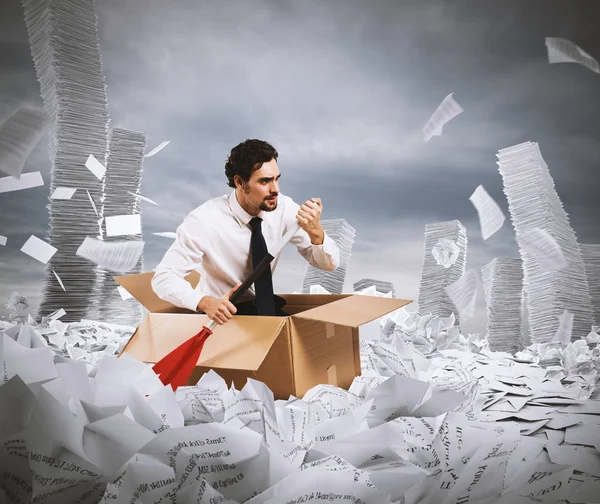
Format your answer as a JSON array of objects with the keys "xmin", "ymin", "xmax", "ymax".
[{"xmin": 151, "ymin": 190, "xmax": 340, "ymax": 311}]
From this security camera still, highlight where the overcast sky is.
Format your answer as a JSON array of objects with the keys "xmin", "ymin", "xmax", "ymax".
[{"xmin": 1, "ymin": 0, "xmax": 599, "ymax": 333}]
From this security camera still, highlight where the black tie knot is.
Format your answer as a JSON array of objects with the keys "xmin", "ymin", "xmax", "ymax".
[{"xmin": 250, "ymin": 216, "xmax": 262, "ymax": 231}]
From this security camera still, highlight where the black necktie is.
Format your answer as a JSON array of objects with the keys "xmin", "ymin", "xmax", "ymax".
[{"xmin": 250, "ymin": 217, "xmax": 276, "ymax": 315}]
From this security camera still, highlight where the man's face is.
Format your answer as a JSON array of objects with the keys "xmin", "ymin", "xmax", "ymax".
[{"xmin": 237, "ymin": 158, "xmax": 281, "ymax": 215}]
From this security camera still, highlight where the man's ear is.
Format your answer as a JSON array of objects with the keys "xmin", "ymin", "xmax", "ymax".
[{"xmin": 233, "ymin": 175, "xmax": 243, "ymax": 189}]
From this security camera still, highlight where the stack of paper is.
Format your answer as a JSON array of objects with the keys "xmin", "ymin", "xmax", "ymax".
[
  {"xmin": 22, "ymin": 0, "xmax": 111, "ymax": 322},
  {"xmin": 580, "ymin": 244, "xmax": 600, "ymax": 326},
  {"xmin": 353, "ymin": 278, "xmax": 395, "ymax": 297},
  {"xmin": 0, "ymin": 106, "xmax": 48, "ymax": 177},
  {"xmin": 301, "ymin": 218, "xmax": 356, "ymax": 294},
  {"xmin": 497, "ymin": 142, "xmax": 594, "ymax": 343},
  {"xmin": 481, "ymin": 258, "xmax": 524, "ymax": 354},
  {"xmin": 417, "ymin": 220, "xmax": 467, "ymax": 319},
  {"xmin": 86, "ymin": 128, "xmax": 147, "ymax": 326}
]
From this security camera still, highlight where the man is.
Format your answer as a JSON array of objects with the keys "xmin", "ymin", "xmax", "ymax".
[{"xmin": 151, "ymin": 139, "xmax": 340, "ymax": 325}]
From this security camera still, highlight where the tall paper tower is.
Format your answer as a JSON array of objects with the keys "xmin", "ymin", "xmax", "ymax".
[
  {"xmin": 22, "ymin": 0, "xmax": 109, "ymax": 322},
  {"xmin": 497, "ymin": 142, "xmax": 593, "ymax": 342}
]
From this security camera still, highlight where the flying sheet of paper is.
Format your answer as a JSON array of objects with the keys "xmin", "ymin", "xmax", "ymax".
[
  {"xmin": 127, "ymin": 191, "xmax": 159, "ymax": 206},
  {"xmin": 0, "ymin": 106, "xmax": 48, "ymax": 177},
  {"xmin": 444, "ymin": 268, "xmax": 479, "ymax": 321},
  {"xmin": 0, "ymin": 171, "xmax": 44, "ymax": 193},
  {"xmin": 432, "ymin": 238, "xmax": 460, "ymax": 268},
  {"xmin": 153, "ymin": 232, "xmax": 177, "ymax": 239},
  {"xmin": 20, "ymin": 235, "xmax": 57, "ymax": 264},
  {"xmin": 469, "ymin": 185, "xmax": 506, "ymax": 240},
  {"xmin": 0, "ymin": 235, "xmax": 6, "ymax": 246},
  {"xmin": 76, "ymin": 236, "xmax": 144, "ymax": 272},
  {"xmin": 105, "ymin": 214, "xmax": 142, "ymax": 237},
  {"xmin": 50, "ymin": 187, "xmax": 77, "ymax": 200},
  {"xmin": 86, "ymin": 189, "xmax": 99, "ymax": 216},
  {"xmin": 517, "ymin": 227, "xmax": 567, "ymax": 271},
  {"xmin": 545, "ymin": 37, "xmax": 600, "ymax": 74},
  {"xmin": 52, "ymin": 269, "xmax": 66, "ymax": 292},
  {"xmin": 422, "ymin": 92, "xmax": 464, "ymax": 142},
  {"xmin": 84, "ymin": 154, "xmax": 106, "ymax": 180},
  {"xmin": 144, "ymin": 140, "xmax": 170, "ymax": 157}
]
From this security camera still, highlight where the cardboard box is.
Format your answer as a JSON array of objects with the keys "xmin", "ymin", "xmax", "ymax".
[{"xmin": 115, "ymin": 272, "xmax": 412, "ymax": 400}]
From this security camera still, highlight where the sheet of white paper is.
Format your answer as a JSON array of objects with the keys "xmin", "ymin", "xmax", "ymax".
[
  {"xmin": 76, "ymin": 236, "xmax": 144, "ymax": 272},
  {"xmin": 422, "ymin": 92, "xmax": 464, "ymax": 142},
  {"xmin": 20, "ymin": 235, "xmax": 57, "ymax": 264},
  {"xmin": 517, "ymin": 227, "xmax": 567, "ymax": 271},
  {"xmin": 145, "ymin": 140, "xmax": 170, "ymax": 157},
  {"xmin": 86, "ymin": 189, "xmax": 99, "ymax": 216},
  {"xmin": 105, "ymin": 214, "xmax": 142, "ymax": 237},
  {"xmin": 52, "ymin": 269, "xmax": 66, "ymax": 292},
  {"xmin": 0, "ymin": 171, "xmax": 44, "ymax": 193},
  {"xmin": 50, "ymin": 187, "xmax": 77, "ymax": 200},
  {"xmin": 116, "ymin": 286, "xmax": 134, "ymax": 300},
  {"xmin": 85, "ymin": 154, "xmax": 106, "ymax": 180},
  {"xmin": 153, "ymin": 232, "xmax": 177, "ymax": 239},
  {"xmin": 0, "ymin": 235, "xmax": 6, "ymax": 246},
  {"xmin": 444, "ymin": 268, "xmax": 479, "ymax": 321},
  {"xmin": 469, "ymin": 185, "xmax": 506, "ymax": 240},
  {"xmin": 545, "ymin": 37, "xmax": 600, "ymax": 73},
  {"xmin": 127, "ymin": 191, "xmax": 159, "ymax": 206}
]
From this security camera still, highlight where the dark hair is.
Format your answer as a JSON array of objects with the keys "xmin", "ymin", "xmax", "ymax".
[{"xmin": 225, "ymin": 139, "xmax": 278, "ymax": 188}]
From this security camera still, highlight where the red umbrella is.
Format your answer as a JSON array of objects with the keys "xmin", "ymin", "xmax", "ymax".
[{"xmin": 153, "ymin": 221, "xmax": 301, "ymax": 390}]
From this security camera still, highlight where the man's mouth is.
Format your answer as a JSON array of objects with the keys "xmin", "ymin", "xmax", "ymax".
[{"xmin": 266, "ymin": 196, "xmax": 277, "ymax": 201}]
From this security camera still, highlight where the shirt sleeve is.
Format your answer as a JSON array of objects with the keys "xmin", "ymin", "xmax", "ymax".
[
  {"xmin": 151, "ymin": 214, "xmax": 210, "ymax": 312},
  {"xmin": 286, "ymin": 199, "xmax": 340, "ymax": 271}
]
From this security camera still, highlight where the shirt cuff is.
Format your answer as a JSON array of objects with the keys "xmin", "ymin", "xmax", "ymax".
[
  {"xmin": 184, "ymin": 289, "xmax": 209, "ymax": 313},
  {"xmin": 317, "ymin": 232, "xmax": 339, "ymax": 269}
]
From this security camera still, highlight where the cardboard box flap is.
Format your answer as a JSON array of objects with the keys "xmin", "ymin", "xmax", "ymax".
[
  {"xmin": 114, "ymin": 271, "xmax": 201, "ymax": 313},
  {"xmin": 123, "ymin": 313, "xmax": 287, "ymax": 372},
  {"xmin": 198, "ymin": 316, "xmax": 287, "ymax": 371},
  {"xmin": 293, "ymin": 295, "xmax": 412, "ymax": 327}
]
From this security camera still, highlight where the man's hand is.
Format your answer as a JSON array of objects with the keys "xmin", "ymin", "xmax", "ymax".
[
  {"xmin": 197, "ymin": 283, "xmax": 240, "ymax": 325},
  {"xmin": 297, "ymin": 197, "xmax": 325, "ymax": 245}
]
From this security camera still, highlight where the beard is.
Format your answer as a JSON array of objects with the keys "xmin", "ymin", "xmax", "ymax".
[
  {"xmin": 258, "ymin": 195, "xmax": 279, "ymax": 212},
  {"xmin": 259, "ymin": 196, "xmax": 278, "ymax": 212}
]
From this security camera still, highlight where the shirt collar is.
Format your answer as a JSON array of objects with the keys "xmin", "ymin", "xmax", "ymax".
[{"xmin": 229, "ymin": 189, "xmax": 266, "ymax": 227}]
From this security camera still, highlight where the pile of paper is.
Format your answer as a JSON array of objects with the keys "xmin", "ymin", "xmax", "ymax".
[
  {"xmin": 497, "ymin": 142, "xmax": 594, "ymax": 343},
  {"xmin": 22, "ymin": 0, "xmax": 111, "ymax": 322},
  {"xmin": 353, "ymin": 278, "xmax": 395, "ymax": 297},
  {"xmin": 580, "ymin": 244, "xmax": 600, "ymax": 326},
  {"xmin": 481, "ymin": 258, "xmax": 524, "ymax": 354},
  {"xmin": 86, "ymin": 128, "xmax": 147, "ymax": 326},
  {"xmin": 301, "ymin": 218, "xmax": 356, "ymax": 294},
  {"xmin": 0, "ymin": 106, "xmax": 48, "ymax": 178},
  {"xmin": 417, "ymin": 220, "xmax": 467, "ymax": 319},
  {"xmin": 2, "ymin": 308, "xmax": 600, "ymax": 503}
]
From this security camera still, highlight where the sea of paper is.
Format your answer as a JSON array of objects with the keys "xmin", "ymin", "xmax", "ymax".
[{"xmin": 1, "ymin": 295, "xmax": 600, "ymax": 503}]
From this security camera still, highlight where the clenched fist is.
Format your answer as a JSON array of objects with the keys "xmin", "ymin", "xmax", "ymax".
[{"xmin": 297, "ymin": 197, "xmax": 325, "ymax": 245}]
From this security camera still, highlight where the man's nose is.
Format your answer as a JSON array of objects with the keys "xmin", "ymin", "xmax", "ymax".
[{"xmin": 271, "ymin": 180, "xmax": 280, "ymax": 193}]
